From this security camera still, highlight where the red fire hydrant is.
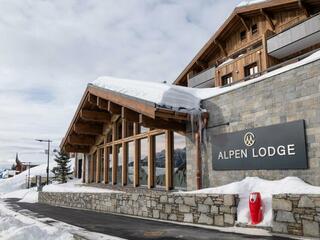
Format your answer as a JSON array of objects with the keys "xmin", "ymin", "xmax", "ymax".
[{"xmin": 249, "ymin": 192, "xmax": 263, "ymax": 224}]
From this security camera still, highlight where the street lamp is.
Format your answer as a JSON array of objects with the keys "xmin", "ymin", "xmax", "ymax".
[{"xmin": 35, "ymin": 139, "xmax": 52, "ymax": 185}]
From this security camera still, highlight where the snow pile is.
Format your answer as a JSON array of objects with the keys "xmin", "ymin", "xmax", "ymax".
[
  {"xmin": 0, "ymin": 162, "xmax": 57, "ymax": 193},
  {"xmin": 186, "ymin": 176, "xmax": 320, "ymax": 226},
  {"xmin": 92, "ymin": 49, "xmax": 320, "ymax": 109},
  {"xmin": 0, "ymin": 203, "xmax": 73, "ymax": 240},
  {"xmin": 237, "ymin": 0, "xmax": 268, "ymax": 8}
]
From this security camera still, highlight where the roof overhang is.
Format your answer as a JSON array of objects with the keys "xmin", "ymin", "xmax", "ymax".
[{"xmin": 60, "ymin": 84, "xmax": 206, "ymax": 153}]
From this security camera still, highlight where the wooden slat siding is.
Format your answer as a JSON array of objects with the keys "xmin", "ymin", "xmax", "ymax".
[
  {"xmin": 104, "ymin": 141, "xmax": 109, "ymax": 184},
  {"xmin": 88, "ymin": 85, "xmax": 156, "ymax": 119},
  {"xmin": 165, "ymin": 130, "xmax": 174, "ymax": 191},
  {"xmin": 148, "ymin": 135, "xmax": 155, "ymax": 189},
  {"xmin": 133, "ymin": 123, "xmax": 140, "ymax": 187},
  {"xmin": 122, "ymin": 119, "xmax": 128, "ymax": 186},
  {"xmin": 112, "ymin": 122, "xmax": 117, "ymax": 185},
  {"xmin": 95, "ymin": 150, "xmax": 100, "ymax": 183}
]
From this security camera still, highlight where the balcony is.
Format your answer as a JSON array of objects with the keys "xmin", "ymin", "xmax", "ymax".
[
  {"xmin": 187, "ymin": 66, "xmax": 215, "ymax": 88},
  {"xmin": 267, "ymin": 14, "xmax": 320, "ymax": 59}
]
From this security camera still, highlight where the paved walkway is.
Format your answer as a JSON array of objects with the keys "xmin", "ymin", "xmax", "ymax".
[{"xmin": 5, "ymin": 199, "xmax": 290, "ymax": 240}]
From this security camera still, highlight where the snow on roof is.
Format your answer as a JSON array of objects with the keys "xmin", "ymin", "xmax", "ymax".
[
  {"xmin": 92, "ymin": 49, "xmax": 320, "ymax": 112},
  {"xmin": 236, "ymin": 0, "xmax": 268, "ymax": 8}
]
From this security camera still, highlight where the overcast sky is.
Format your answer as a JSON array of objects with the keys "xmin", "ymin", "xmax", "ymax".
[{"xmin": 0, "ymin": 0, "xmax": 242, "ymax": 168}]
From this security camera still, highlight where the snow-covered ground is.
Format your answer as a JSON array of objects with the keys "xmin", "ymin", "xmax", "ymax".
[{"xmin": 184, "ymin": 177, "xmax": 320, "ymax": 227}]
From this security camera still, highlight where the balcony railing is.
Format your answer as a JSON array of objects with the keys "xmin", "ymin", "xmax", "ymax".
[
  {"xmin": 267, "ymin": 13, "xmax": 320, "ymax": 59},
  {"xmin": 187, "ymin": 66, "xmax": 215, "ymax": 88}
]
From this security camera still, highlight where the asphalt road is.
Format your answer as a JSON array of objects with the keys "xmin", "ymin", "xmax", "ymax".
[{"xmin": 5, "ymin": 199, "xmax": 290, "ymax": 240}]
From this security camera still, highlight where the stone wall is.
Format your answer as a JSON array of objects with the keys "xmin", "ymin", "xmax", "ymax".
[
  {"xmin": 272, "ymin": 194, "xmax": 320, "ymax": 237},
  {"xmin": 186, "ymin": 59, "xmax": 320, "ymax": 190},
  {"xmin": 39, "ymin": 191, "xmax": 238, "ymax": 227}
]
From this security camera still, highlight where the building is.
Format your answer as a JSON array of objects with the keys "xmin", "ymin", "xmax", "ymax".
[
  {"xmin": 15, "ymin": 153, "xmax": 37, "ymax": 175},
  {"xmin": 60, "ymin": 0, "xmax": 320, "ymax": 191}
]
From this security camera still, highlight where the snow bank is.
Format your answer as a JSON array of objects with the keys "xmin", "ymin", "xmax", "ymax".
[
  {"xmin": 186, "ymin": 177, "xmax": 320, "ymax": 227},
  {"xmin": 92, "ymin": 49, "xmax": 320, "ymax": 109},
  {"xmin": 0, "ymin": 202, "xmax": 73, "ymax": 240}
]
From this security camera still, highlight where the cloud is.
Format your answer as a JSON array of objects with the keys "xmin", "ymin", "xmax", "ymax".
[{"xmin": 0, "ymin": 0, "xmax": 240, "ymax": 168}]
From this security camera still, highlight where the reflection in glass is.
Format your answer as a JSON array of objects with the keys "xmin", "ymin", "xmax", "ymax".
[
  {"xmin": 155, "ymin": 134, "xmax": 165, "ymax": 186},
  {"xmin": 173, "ymin": 132, "xmax": 186, "ymax": 189},
  {"xmin": 92, "ymin": 152, "xmax": 96, "ymax": 182},
  {"xmin": 117, "ymin": 145, "xmax": 122, "ymax": 185},
  {"xmin": 139, "ymin": 138, "xmax": 148, "ymax": 186},
  {"xmin": 128, "ymin": 142, "xmax": 134, "ymax": 185},
  {"xmin": 140, "ymin": 125, "xmax": 149, "ymax": 134},
  {"xmin": 108, "ymin": 147, "xmax": 112, "ymax": 184}
]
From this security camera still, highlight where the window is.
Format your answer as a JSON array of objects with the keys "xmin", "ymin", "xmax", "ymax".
[
  {"xmin": 99, "ymin": 148, "xmax": 104, "ymax": 183},
  {"xmin": 139, "ymin": 138, "xmax": 148, "ymax": 186},
  {"xmin": 128, "ymin": 142, "xmax": 134, "ymax": 185},
  {"xmin": 251, "ymin": 24, "xmax": 258, "ymax": 35},
  {"xmin": 244, "ymin": 62, "xmax": 259, "ymax": 77},
  {"xmin": 173, "ymin": 133, "xmax": 186, "ymax": 189},
  {"xmin": 221, "ymin": 73, "xmax": 233, "ymax": 86},
  {"xmin": 107, "ymin": 147, "xmax": 112, "ymax": 183},
  {"xmin": 240, "ymin": 30, "xmax": 247, "ymax": 41},
  {"xmin": 117, "ymin": 145, "xmax": 122, "ymax": 185},
  {"xmin": 155, "ymin": 134, "xmax": 165, "ymax": 187}
]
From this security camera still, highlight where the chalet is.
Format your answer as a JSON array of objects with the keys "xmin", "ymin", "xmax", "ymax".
[{"xmin": 61, "ymin": 0, "xmax": 320, "ymax": 191}]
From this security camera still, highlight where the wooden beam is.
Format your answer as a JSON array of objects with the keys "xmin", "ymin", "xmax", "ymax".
[
  {"xmin": 148, "ymin": 135, "xmax": 155, "ymax": 189},
  {"xmin": 108, "ymin": 101, "xmax": 122, "ymax": 115},
  {"xmin": 133, "ymin": 123, "xmax": 140, "ymax": 187},
  {"xmin": 165, "ymin": 130, "xmax": 173, "ymax": 191},
  {"xmin": 88, "ymin": 93, "xmax": 98, "ymax": 106},
  {"xmin": 73, "ymin": 123, "xmax": 102, "ymax": 135},
  {"xmin": 236, "ymin": 14, "xmax": 249, "ymax": 31},
  {"xmin": 97, "ymin": 98, "xmax": 109, "ymax": 111},
  {"xmin": 122, "ymin": 107, "xmax": 140, "ymax": 122},
  {"xmin": 104, "ymin": 145, "xmax": 109, "ymax": 184},
  {"xmin": 122, "ymin": 119, "xmax": 128, "ymax": 186},
  {"xmin": 214, "ymin": 40, "xmax": 227, "ymax": 57},
  {"xmin": 139, "ymin": 115, "xmax": 186, "ymax": 132},
  {"xmin": 80, "ymin": 109, "xmax": 111, "ymax": 123},
  {"xmin": 112, "ymin": 122, "xmax": 117, "ymax": 185},
  {"xmin": 260, "ymin": 9, "xmax": 275, "ymax": 31},
  {"xmin": 195, "ymin": 60, "xmax": 207, "ymax": 70},
  {"xmin": 298, "ymin": 0, "xmax": 310, "ymax": 17},
  {"xmin": 95, "ymin": 150, "xmax": 100, "ymax": 183},
  {"xmin": 68, "ymin": 134, "xmax": 95, "ymax": 146},
  {"xmin": 64, "ymin": 144, "xmax": 90, "ymax": 153}
]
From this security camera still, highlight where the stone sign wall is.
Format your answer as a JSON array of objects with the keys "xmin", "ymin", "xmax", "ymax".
[
  {"xmin": 39, "ymin": 191, "xmax": 238, "ymax": 227},
  {"xmin": 272, "ymin": 194, "xmax": 320, "ymax": 237},
  {"xmin": 186, "ymin": 59, "xmax": 320, "ymax": 190}
]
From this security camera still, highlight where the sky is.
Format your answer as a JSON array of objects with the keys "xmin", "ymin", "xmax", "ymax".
[{"xmin": 0, "ymin": 0, "xmax": 242, "ymax": 168}]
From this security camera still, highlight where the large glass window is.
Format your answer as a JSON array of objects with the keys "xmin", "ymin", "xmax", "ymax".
[
  {"xmin": 107, "ymin": 147, "xmax": 112, "ymax": 184},
  {"xmin": 173, "ymin": 132, "xmax": 186, "ymax": 189},
  {"xmin": 92, "ymin": 152, "xmax": 97, "ymax": 182},
  {"xmin": 140, "ymin": 126, "xmax": 149, "ymax": 134},
  {"xmin": 117, "ymin": 145, "xmax": 122, "ymax": 185},
  {"xmin": 128, "ymin": 141, "xmax": 134, "ymax": 185},
  {"xmin": 139, "ymin": 138, "xmax": 148, "ymax": 186},
  {"xmin": 155, "ymin": 134, "xmax": 165, "ymax": 187}
]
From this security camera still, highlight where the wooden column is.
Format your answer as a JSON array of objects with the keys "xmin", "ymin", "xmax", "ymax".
[
  {"xmin": 112, "ymin": 122, "xmax": 117, "ymax": 185},
  {"xmin": 95, "ymin": 150, "xmax": 100, "ymax": 183},
  {"xmin": 195, "ymin": 131, "xmax": 202, "ymax": 190},
  {"xmin": 122, "ymin": 119, "xmax": 128, "ymax": 186},
  {"xmin": 133, "ymin": 123, "xmax": 140, "ymax": 187},
  {"xmin": 82, "ymin": 156, "xmax": 86, "ymax": 183},
  {"xmin": 104, "ymin": 145, "xmax": 109, "ymax": 184},
  {"xmin": 74, "ymin": 153, "xmax": 78, "ymax": 178},
  {"xmin": 89, "ymin": 154, "xmax": 94, "ymax": 183},
  {"xmin": 148, "ymin": 135, "xmax": 155, "ymax": 189},
  {"xmin": 165, "ymin": 130, "xmax": 174, "ymax": 191}
]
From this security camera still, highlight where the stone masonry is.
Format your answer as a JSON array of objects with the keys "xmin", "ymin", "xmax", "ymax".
[
  {"xmin": 272, "ymin": 194, "xmax": 320, "ymax": 237},
  {"xmin": 187, "ymin": 59, "xmax": 320, "ymax": 190},
  {"xmin": 39, "ymin": 191, "xmax": 238, "ymax": 227}
]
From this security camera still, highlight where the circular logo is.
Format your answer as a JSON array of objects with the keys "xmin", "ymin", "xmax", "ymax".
[{"xmin": 244, "ymin": 132, "xmax": 255, "ymax": 147}]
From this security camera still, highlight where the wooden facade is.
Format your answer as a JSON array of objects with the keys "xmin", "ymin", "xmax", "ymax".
[{"xmin": 174, "ymin": 0, "xmax": 320, "ymax": 87}]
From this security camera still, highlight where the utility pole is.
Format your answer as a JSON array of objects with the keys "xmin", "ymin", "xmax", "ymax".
[{"xmin": 35, "ymin": 139, "xmax": 52, "ymax": 185}]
